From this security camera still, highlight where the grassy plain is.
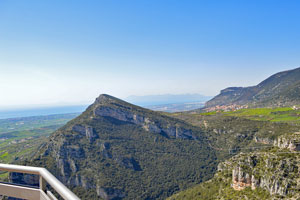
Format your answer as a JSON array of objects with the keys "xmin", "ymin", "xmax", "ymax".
[
  {"xmin": 0, "ymin": 113, "xmax": 78, "ymax": 167},
  {"xmin": 199, "ymin": 107, "xmax": 300, "ymax": 123}
]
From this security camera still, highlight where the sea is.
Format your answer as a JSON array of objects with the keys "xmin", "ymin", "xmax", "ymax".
[{"xmin": 0, "ymin": 105, "xmax": 88, "ymax": 119}]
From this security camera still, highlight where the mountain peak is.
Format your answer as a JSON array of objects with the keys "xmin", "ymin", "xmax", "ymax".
[
  {"xmin": 94, "ymin": 94, "xmax": 125, "ymax": 105},
  {"xmin": 24, "ymin": 94, "xmax": 211, "ymax": 199}
]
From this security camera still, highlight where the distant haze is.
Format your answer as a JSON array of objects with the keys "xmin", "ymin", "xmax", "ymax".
[
  {"xmin": 0, "ymin": 94, "xmax": 212, "ymax": 119},
  {"xmin": 125, "ymin": 94, "xmax": 212, "ymax": 106},
  {"xmin": 0, "ymin": 105, "xmax": 88, "ymax": 119}
]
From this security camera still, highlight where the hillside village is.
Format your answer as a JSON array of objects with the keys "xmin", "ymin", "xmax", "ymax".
[
  {"xmin": 204, "ymin": 104, "xmax": 249, "ymax": 112},
  {"xmin": 204, "ymin": 104, "xmax": 300, "ymax": 113}
]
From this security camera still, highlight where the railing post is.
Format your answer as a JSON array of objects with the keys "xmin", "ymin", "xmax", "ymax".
[{"xmin": 40, "ymin": 176, "xmax": 46, "ymax": 192}]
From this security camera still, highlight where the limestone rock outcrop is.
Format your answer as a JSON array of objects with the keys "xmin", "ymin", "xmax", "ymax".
[
  {"xmin": 94, "ymin": 105, "xmax": 195, "ymax": 139},
  {"xmin": 274, "ymin": 132, "xmax": 300, "ymax": 151},
  {"xmin": 218, "ymin": 151, "xmax": 300, "ymax": 198}
]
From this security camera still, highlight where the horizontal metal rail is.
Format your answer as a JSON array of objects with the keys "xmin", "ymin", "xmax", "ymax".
[{"xmin": 0, "ymin": 163, "xmax": 80, "ymax": 200}]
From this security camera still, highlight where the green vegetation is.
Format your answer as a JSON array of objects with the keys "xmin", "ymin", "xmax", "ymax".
[
  {"xmin": 0, "ymin": 113, "xmax": 79, "ymax": 134},
  {"xmin": 168, "ymin": 176, "xmax": 270, "ymax": 200},
  {"xmin": 0, "ymin": 172, "xmax": 8, "ymax": 180},
  {"xmin": 171, "ymin": 110, "xmax": 300, "ymax": 158},
  {"xmin": 195, "ymin": 107, "xmax": 300, "ymax": 124},
  {"xmin": 197, "ymin": 111, "xmax": 217, "ymax": 116},
  {"xmin": 0, "ymin": 152, "xmax": 8, "ymax": 159},
  {"xmin": 169, "ymin": 146, "xmax": 300, "ymax": 200},
  {"xmin": 0, "ymin": 113, "xmax": 78, "ymax": 180},
  {"xmin": 168, "ymin": 106, "xmax": 300, "ymax": 199},
  {"xmin": 225, "ymin": 107, "xmax": 300, "ymax": 123}
]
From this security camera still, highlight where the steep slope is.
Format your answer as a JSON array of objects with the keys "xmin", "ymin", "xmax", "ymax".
[
  {"xmin": 168, "ymin": 137, "xmax": 300, "ymax": 200},
  {"xmin": 23, "ymin": 94, "xmax": 218, "ymax": 199},
  {"xmin": 167, "ymin": 115, "xmax": 300, "ymax": 200},
  {"xmin": 170, "ymin": 112, "xmax": 300, "ymax": 160},
  {"xmin": 260, "ymin": 81, "xmax": 300, "ymax": 107},
  {"xmin": 205, "ymin": 67, "xmax": 300, "ymax": 109}
]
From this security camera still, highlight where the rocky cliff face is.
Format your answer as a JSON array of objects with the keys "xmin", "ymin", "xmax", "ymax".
[
  {"xmin": 217, "ymin": 143, "xmax": 300, "ymax": 198},
  {"xmin": 92, "ymin": 94, "xmax": 195, "ymax": 140},
  {"xmin": 274, "ymin": 132, "xmax": 300, "ymax": 151},
  {"xmin": 220, "ymin": 132, "xmax": 300, "ymax": 198},
  {"xmin": 254, "ymin": 136, "xmax": 274, "ymax": 145},
  {"xmin": 72, "ymin": 124, "xmax": 98, "ymax": 142},
  {"xmin": 94, "ymin": 105, "xmax": 194, "ymax": 139}
]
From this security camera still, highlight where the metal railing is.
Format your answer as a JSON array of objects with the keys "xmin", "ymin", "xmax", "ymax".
[{"xmin": 0, "ymin": 163, "xmax": 80, "ymax": 200}]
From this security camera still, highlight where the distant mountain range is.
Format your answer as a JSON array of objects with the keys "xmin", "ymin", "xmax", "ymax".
[
  {"xmin": 205, "ymin": 67, "xmax": 300, "ymax": 109},
  {"xmin": 145, "ymin": 102, "xmax": 205, "ymax": 112},
  {"xmin": 125, "ymin": 94, "xmax": 211, "ymax": 106}
]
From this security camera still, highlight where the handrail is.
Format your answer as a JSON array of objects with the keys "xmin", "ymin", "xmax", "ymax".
[{"xmin": 0, "ymin": 163, "xmax": 80, "ymax": 200}]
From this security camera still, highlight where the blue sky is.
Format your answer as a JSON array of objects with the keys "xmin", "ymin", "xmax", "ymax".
[{"xmin": 0, "ymin": 0, "xmax": 300, "ymax": 108}]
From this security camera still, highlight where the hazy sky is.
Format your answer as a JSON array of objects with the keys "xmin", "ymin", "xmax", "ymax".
[{"xmin": 0, "ymin": 0, "xmax": 300, "ymax": 108}]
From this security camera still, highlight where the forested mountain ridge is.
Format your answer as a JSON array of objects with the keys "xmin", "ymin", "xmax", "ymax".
[
  {"xmin": 205, "ymin": 67, "xmax": 300, "ymax": 110},
  {"xmin": 22, "ymin": 94, "xmax": 219, "ymax": 199}
]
